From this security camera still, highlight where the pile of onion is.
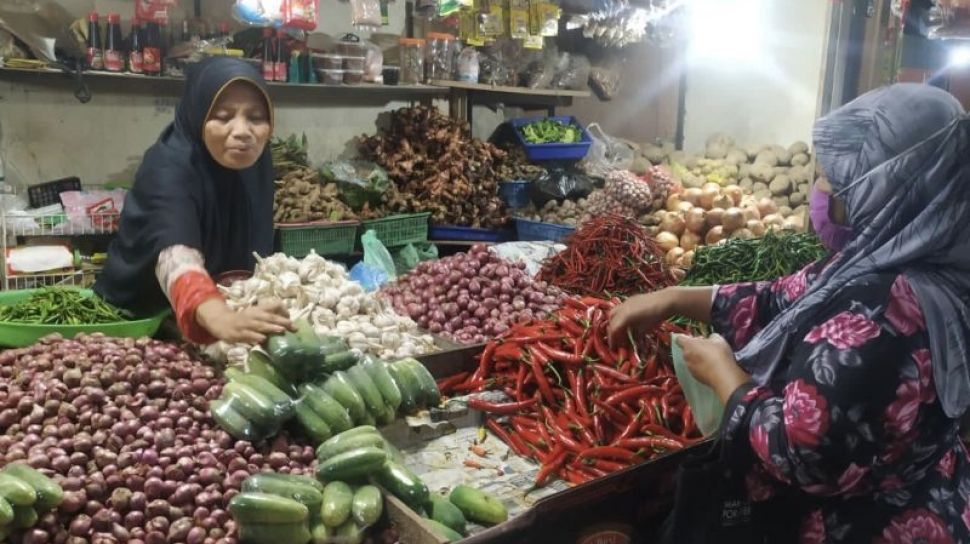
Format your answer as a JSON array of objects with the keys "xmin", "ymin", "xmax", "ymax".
[
  {"xmin": 649, "ymin": 182, "xmax": 807, "ymax": 270},
  {"xmin": 380, "ymin": 244, "xmax": 565, "ymax": 344}
]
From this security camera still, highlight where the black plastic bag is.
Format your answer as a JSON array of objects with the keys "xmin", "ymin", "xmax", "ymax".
[{"xmin": 530, "ymin": 166, "xmax": 596, "ymax": 207}]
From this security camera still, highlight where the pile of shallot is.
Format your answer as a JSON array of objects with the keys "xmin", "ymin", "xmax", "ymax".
[{"xmin": 380, "ymin": 244, "xmax": 566, "ymax": 344}]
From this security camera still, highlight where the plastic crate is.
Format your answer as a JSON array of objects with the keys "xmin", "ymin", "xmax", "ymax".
[
  {"xmin": 275, "ymin": 221, "xmax": 359, "ymax": 257},
  {"xmin": 515, "ymin": 217, "xmax": 576, "ymax": 242},
  {"xmin": 27, "ymin": 177, "xmax": 82, "ymax": 208},
  {"xmin": 360, "ymin": 213, "xmax": 431, "ymax": 248},
  {"xmin": 498, "ymin": 180, "xmax": 533, "ymax": 209},
  {"xmin": 511, "ymin": 116, "xmax": 593, "ymax": 162},
  {"xmin": 429, "ymin": 225, "xmax": 513, "ymax": 243}
]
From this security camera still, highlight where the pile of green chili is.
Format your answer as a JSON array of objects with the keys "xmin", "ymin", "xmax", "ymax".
[
  {"xmin": 0, "ymin": 288, "xmax": 128, "ymax": 325},
  {"xmin": 682, "ymin": 231, "xmax": 827, "ymax": 286}
]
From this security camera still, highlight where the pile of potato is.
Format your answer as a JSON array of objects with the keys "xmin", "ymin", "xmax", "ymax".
[
  {"xmin": 521, "ymin": 198, "xmax": 589, "ymax": 226},
  {"xmin": 638, "ymin": 133, "xmax": 814, "ymax": 220}
]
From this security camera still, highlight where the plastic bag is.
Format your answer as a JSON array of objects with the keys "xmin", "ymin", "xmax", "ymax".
[
  {"xmin": 392, "ymin": 243, "xmax": 438, "ymax": 275},
  {"xmin": 232, "ymin": 0, "xmax": 284, "ymax": 26},
  {"xmin": 589, "ymin": 60, "xmax": 623, "ymax": 100},
  {"xmin": 349, "ymin": 230, "xmax": 396, "ymax": 291},
  {"xmin": 582, "ymin": 123, "xmax": 635, "ymax": 178},
  {"xmin": 489, "ymin": 241, "xmax": 564, "ymax": 276},
  {"xmin": 671, "ymin": 333, "xmax": 724, "ymax": 436},
  {"xmin": 321, "ymin": 161, "xmax": 390, "ymax": 212},
  {"xmin": 551, "ymin": 53, "xmax": 591, "ymax": 90},
  {"xmin": 351, "ymin": 0, "xmax": 382, "ymax": 29},
  {"xmin": 283, "ymin": 0, "xmax": 318, "ymax": 31},
  {"xmin": 362, "ymin": 40, "xmax": 384, "ymax": 83},
  {"xmin": 0, "ymin": 1, "xmax": 84, "ymax": 63},
  {"xmin": 456, "ymin": 46, "xmax": 480, "ymax": 82},
  {"xmin": 530, "ymin": 167, "xmax": 596, "ymax": 207}
]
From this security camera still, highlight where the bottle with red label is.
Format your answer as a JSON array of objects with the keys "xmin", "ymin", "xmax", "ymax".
[
  {"xmin": 142, "ymin": 19, "xmax": 162, "ymax": 76},
  {"xmin": 128, "ymin": 18, "xmax": 144, "ymax": 74},
  {"xmin": 261, "ymin": 28, "xmax": 276, "ymax": 81},
  {"xmin": 104, "ymin": 14, "xmax": 125, "ymax": 72},
  {"xmin": 274, "ymin": 29, "xmax": 288, "ymax": 82},
  {"xmin": 86, "ymin": 12, "xmax": 104, "ymax": 70}
]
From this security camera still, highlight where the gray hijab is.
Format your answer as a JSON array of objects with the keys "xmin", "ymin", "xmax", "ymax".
[{"xmin": 736, "ymin": 83, "xmax": 970, "ymax": 418}]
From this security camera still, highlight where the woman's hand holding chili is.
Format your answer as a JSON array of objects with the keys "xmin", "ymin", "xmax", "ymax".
[{"xmin": 676, "ymin": 334, "xmax": 751, "ymax": 404}]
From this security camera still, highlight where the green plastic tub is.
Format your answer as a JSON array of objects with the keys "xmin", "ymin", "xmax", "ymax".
[{"xmin": 0, "ymin": 289, "xmax": 168, "ymax": 348}]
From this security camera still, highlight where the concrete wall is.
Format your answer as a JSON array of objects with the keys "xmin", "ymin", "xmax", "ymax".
[{"xmin": 681, "ymin": 0, "xmax": 831, "ymax": 151}]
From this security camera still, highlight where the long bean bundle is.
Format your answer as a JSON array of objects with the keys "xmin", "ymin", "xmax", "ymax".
[
  {"xmin": 0, "ymin": 288, "xmax": 127, "ymax": 324},
  {"xmin": 682, "ymin": 231, "xmax": 827, "ymax": 286}
]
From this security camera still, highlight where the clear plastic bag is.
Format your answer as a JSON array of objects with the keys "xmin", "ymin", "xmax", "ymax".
[
  {"xmin": 589, "ymin": 59, "xmax": 623, "ymax": 100},
  {"xmin": 351, "ymin": 0, "xmax": 382, "ymax": 29},
  {"xmin": 456, "ymin": 46, "xmax": 480, "ymax": 82},
  {"xmin": 671, "ymin": 334, "xmax": 724, "ymax": 436},
  {"xmin": 362, "ymin": 40, "xmax": 384, "ymax": 83},
  {"xmin": 320, "ymin": 161, "xmax": 390, "ymax": 212},
  {"xmin": 551, "ymin": 53, "xmax": 590, "ymax": 90},
  {"xmin": 583, "ymin": 123, "xmax": 635, "ymax": 177}
]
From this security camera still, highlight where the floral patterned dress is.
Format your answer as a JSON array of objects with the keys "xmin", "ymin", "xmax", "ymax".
[{"xmin": 712, "ymin": 259, "xmax": 970, "ymax": 543}]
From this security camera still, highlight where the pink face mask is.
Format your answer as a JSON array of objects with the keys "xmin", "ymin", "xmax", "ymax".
[{"xmin": 809, "ymin": 188, "xmax": 854, "ymax": 251}]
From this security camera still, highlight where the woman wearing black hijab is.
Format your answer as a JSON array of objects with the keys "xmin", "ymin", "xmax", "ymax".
[
  {"xmin": 611, "ymin": 84, "xmax": 970, "ymax": 541},
  {"xmin": 95, "ymin": 57, "xmax": 291, "ymax": 345}
]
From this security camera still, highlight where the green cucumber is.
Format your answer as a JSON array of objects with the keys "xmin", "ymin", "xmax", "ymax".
[
  {"xmin": 2, "ymin": 463, "xmax": 63, "ymax": 512},
  {"xmin": 321, "ymin": 481, "xmax": 353, "ymax": 528},
  {"xmin": 399, "ymin": 358, "xmax": 441, "ymax": 407},
  {"xmin": 336, "ymin": 519, "xmax": 365, "ymax": 544},
  {"xmin": 242, "ymin": 473, "xmax": 324, "ymax": 513},
  {"xmin": 267, "ymin": 331, "xmax": 309, "ymax": 381},
  {"xmin": 295, "ymin": 401, "xmax": 333, "ymax": 444},
  {"xmin": 209, "ymin": 399, "xmax": 259, "ymax": 442},
  {"xmin": 228, "ymin": 492, "xmax": 309, "ymax": 524},
  {"xmin": 228, "ymin": 370, "xmax": 295, "ymax": 416},
  {"xmin": 355, "ymin": 409, "xmax": 377, "ymax": 427},
  {"xmin": 0, "ymin": 496, "xmax": 13, "ymax": 525},
  {"xmin": 316, "ymin": 447, "xmax": 388, "ymax": 482},
  {"xmin": 425, "ymin": 519, "xmax": 464, "ymax": 542},
  {"xmin": 375, "ymin": 402, "xmax": 396, "ymax": 426},
  {"xmin": 373, "ymin": 461, "xmax": 429, "ymax": 513},
  {"xmin": 310, "ymin": 520, "xmax": 332, "ymax": 543},
  {"xmin": 0, "ymin": 473, "xmax": 37, "ymax": 506},
  {"xmin": 223, "ymin": 382, "xmax": 280, "ymax": 430},
  {"xmin": 322, "ymin": 372, "xmax": 367, "ymax": 423},
  {"xmin": 247, "ymin": 349, "xmax": 298, "ymax": 396},
  {"xmin": 351, "ymin": 485, "xmax": 383, "ymax": 527},
  {"xmin": 238, "ymin": 522, "xmax": 312, "ymax": 544},
  {"xmin": 11, "ymin": 505, "xmax": 37, "ymax": 529},
  {"xmin": 316, "ymin": 428, "xmax": 384, "ymax": 461},
  {"xmin": 449, "ymin": 485, "xmax": 507, "ymax": 526},
  {"xmin": 300, "ymin": 384, "xmax": 354, "ymax": 434},
  {"xmin": 363, "ymin": 359, "xmax": 402, "ymax": 411},
  {"xmin": 428, "ymin": 493, "xmax": 466, "ymax": 535},
  {"xmin": 322, "ymin": 350, "xmax": 359, "ymax": 373},
  {"xmin": 347, "ymin": 365, "xmax": 385, "ymax": 418},
  {"xmin": 387, "ymin": 363, "xmax": 419, "ymax": 414}
]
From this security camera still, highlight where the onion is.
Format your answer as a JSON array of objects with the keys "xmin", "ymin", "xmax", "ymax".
[
  {"xmin": 721, "ymin": 207, "xmax": 745, "ymax": 232},
  {"xmin": 746, "ymin": 219, "xmax": 767, "ymax": 236},
  {"xmin": 659, "ymin": 212, "xmax": 686, "ymax": 237},
  {"xmin": 706, "ymin": 208, "xmax": 724, "ymax": 228},
  {"xmin": 699, "ymin": 186, "xmax": 719, "ymax": 209},
  {"xmin": 665, "ymin": 247, "xmax": 685, "ymax": 266},
  {"xmin": 723, "ymin": 185, "xmax": 743, "ymax": 205},
  {"xmin": 680, "ymin": 231, "xmax": 701, "ymax": 251},
  {"xmin": 711, "ymin": 194, "xmax": 734, "ymax": 210},
  {"xmin": 757, "ymin": 197, "xmax": 779, "ymax": 217},
  {"xmin": 665, "ymin": 193, "xmax": 683, "ymax": 212},
  {"xmin": 676, "ymin": 201, "xmax": 695, "ymax": 214},
  {"xmin": 784, "ymin": 216, "xmax": 806, "ymax": 232},
  {"xmin": 682, "ymin": 188, "xmax": 703, "ymax": 206},
  {"xmin": 656, "ymin": 232, "xmax": 680, "ymax": 252},
  {"xmin": 762, "ymin": 213, "xmax": 785, "ymax": 228},
  {"xmin": 705, "ymin": 226, "xmax": 726, "ymax": 245},
  {"xmin": 684, "ymin": 208, "xmax": 706, "ymax": 234},
  {"xmin": 680, "ymin": 250, "xmax": 695, "ymax": 268},
  {"xmin": 731, "ymin": 228, "xmax": 756, "ymax": 240}
]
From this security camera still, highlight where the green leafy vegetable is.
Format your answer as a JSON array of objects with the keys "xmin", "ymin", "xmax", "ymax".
[{"xmin": 519, "ymin": 119, "xmax": 583, "ymax": 144}]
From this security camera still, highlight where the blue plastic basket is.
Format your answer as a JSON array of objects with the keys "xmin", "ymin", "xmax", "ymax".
[
  {"xmin": 515, "ymin": 218, "xmax": 576, "ymax": 242},
  {"xmin": 429, "ymin": 225, "xmax": 513, "ymax": 243},
  {"xmin": 511, "ymin": 116, "xmax": 593, "ymax": 162},
  {"xmin": 498, "ymin": 180, "xmax": 533, "ymax": 209}
]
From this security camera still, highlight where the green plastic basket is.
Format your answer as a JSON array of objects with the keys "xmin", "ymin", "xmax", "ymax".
[
  {"xmin": 275, "ymin": 220, "xmax": 360, "ymax": 257},
  {"xmin": 0, "ymin": 289, "xmax": 168, "ymax": 348},
  {"xmin": 359, "ymin": 213, "xmax": 431, "ymax": 248}
]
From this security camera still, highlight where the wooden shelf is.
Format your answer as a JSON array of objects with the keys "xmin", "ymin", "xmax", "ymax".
[{"xmin": 429, "ymin": 80, "xmax": 591, "ymax": 98}]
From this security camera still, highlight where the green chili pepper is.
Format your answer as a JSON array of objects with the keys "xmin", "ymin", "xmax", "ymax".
[
  {"xmin": 0, "ymin": 288, "xmax": 127, "ymax": 325},
  {"xmin": 682, "ymin": 231, "xmax": 826, "ymax": 287}
]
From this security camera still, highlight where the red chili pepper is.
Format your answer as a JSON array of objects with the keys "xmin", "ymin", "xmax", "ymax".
[
  {"xmin": 592, "ymin": 364, "xmax": 636, "ymax": 383},
  {"xmin": 591, "ymin": 459, "xmax": 630, "ymax": 472},
  {"xmin": 485, "ymin": 419, "xmax": 529, "ymax": 456},
  {"xmin": 561, "ymin": 466, "xmax": 593, "ymax": 485},
  {"xmin": 592, "ymin": 327, "xmax": 615, "ymax": 365},
  {"xmin": 536, "ymin": 342, "xmax": 585, "ymax": 366},
  {"xmin": 535, "ymin": 446, "xmax": 569, "ymax": 487},
  {"xmin": 575, "ymin": 369, "xmax": 591, "ymax": 420},
  {"xmin": 529, "ymin": 349, "xmax": 556, "ymax": 405},
  {"xmin": 564, "ymin": 297, "xmax": 591, "ymax": 311},
  {"xmin": 516, "ymin": 427, "xmax": 546, "ymax": 447},
  {"xmin": 641, "ymin": 423, "xmax": 689, "ymax": 441},
  {"xmin": 614, "ymin": 436, "xmax": 685, "ymax": 451},
  {"xmin": 468, "ymin": 396, "xmax": 538, "ymax": 414},
  {"xmin": 592, "ymin": 414, "xmax": 606, "ymax": 444},
  {"xmin": 451, "ymin": 380, "xmax": 488, "ymax": 393},
  {"xmin": 593, "ymin": 399, "xmax": 628, "ymax": 425},
  {"xmin": 511, "ymin": 414, "xmax": 539, "ymax": 429},
  {"xmin": 435, "ymin": 372, "xmax": 470, "ymax": 394},
  {"xmin": 559, "ymin": 318, "xmax": 586, "ymax": 338},
  {"xmin": 578, "ymin": 446, "xmax": 639, "ymax": 462},
  {"xmin": 615, "ymin": 409, "xmax": 643, "ymax": 443},
  {"xmin": 604, "ymin": 384, "xmax": 664, "ymax": 405}
]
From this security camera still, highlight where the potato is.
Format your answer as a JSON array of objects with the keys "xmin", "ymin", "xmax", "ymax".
[
  {"xmin": 630, "ymin": 157, "xmax": 651, "ymax": 175},
  {"xmin": 754, "ymin": 151, "xmax": 779, "ymax": 167},
  {"xmin": 643, "ymin": 145, "xmax": 666, "ymax": 164},
  {"xmin": 798, "ymin": 182, "xmax": 811, "ymax": 194},
  {"xmin": 750, "ymin": 163, "xmax": 775, "ymax": 183},
  {"xmin": 706, "ymin": 142, "xmax": 729, "ymax": 160},
  {"xmin": 791, "ymin": 153, "xmax": 810, "ymax": 167},
  {"xmin": 788, "ymin": 141, "xmax": 810, "ymax": 155},
  {"xmin": 771, "ymin": 145, "xmax": 793, "ymax": 166},
  {"xmin": 662, "ymin": 141, "xmax": 676, "ymax": 155},
  {"xmin": 726, "ymin": 149, "xmax": 748, "ymax": 166},
  {"xmin": 789, "ymin": 191, "xmax": 806, "ymax": 207},
  {"xmin": 739, "ymin": 178, "xmax": 754, "ymax": 190},
  {"xmin": 769, "ymin": 175, "xmax": 792, "ymax": 196},
  {"xmin": 683, "ymin": 155, "xmax": 700, "ymax": 169},
  {"xmin": 669, "ymin": 150, "xmax": 687, "ymax": 165},
  {"xmin": 753, "ymin": 189, "xmax": 772, "ymax": 201},
  {"xmin": 752, "ymin": 181, "xmax": 769, "ymax": 193},
  {"xmin": 744, "ymin": 144, "xmax": 762, "ymax": 160},
  {"xmin": 774, "ymin": 195, "xmax": 791, "ymax": 209},
  {"xmin": 738, "ymin": 163, "xmax": 752, "ymax": 179},
  {"xmin": 705, "ymin": 132, "xmax": 735, "ymax": 150}
]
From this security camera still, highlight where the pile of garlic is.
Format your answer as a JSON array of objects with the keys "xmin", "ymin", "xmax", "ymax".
[{"xmin": 215, "ymin": 251, "xmax": 437, "ymax": 363}]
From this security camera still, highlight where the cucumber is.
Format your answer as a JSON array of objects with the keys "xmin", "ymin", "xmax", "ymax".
[
  {"xmin": 373, "ymin": 461, "xmax": 429, "ymax": 513},
  {"xmin": 375, "ymin": 402, "xmax": 396, "ymax": 426},
  {"xmin": 321, "ymin": 481, "xmax": 353, "ymax": 528},
  {"xmin": 363, "ymin": 359, "xmax": 402, "ymax": 411},
  {"xmin": 310, "ymin": 520, "xmax": 332, "ymax": 543},
  {"xmin": 238, "ymin": 522, "xmax": 312, "ymax": 544},
  {"xmin": 209, "ymin": 399, "xmax": 259, "ymax": 442},
  {"xmin": 223, "ymin": 382, "xmax": 280, "ymax": 430},
  {"xmin": 322, "ymin": 350, "xmax": 359, "ymax": 373},
  {"xmin": 242, "ymin": 473, "xmax": 324, "ymax": 513},
  {"xmin": 316, "ymin": 428, "xmax": 384, "ymax": 461},
  {"xmin": 228, "ymin": 492, "xmax": 309, "ymax": 524},
  {"xmin": 347, "ymin": 365, "xmax": 385, "ymax": 418},
  {"xmin": 316, "ymin": 447, "xmax": 388, "ymax": 482},
  {"xmin": 0, "ymin": 496, "xmax": 13, "ymax": 525},
  {"xmin": 228, "ymin": 371, "xmax": 296, "ymax": 417},
  {"xmin": 12, "ymin": 505, "xmax": 37, "ymax": 529},
  {"xmin": 428, "ymin": 493, "xmax": 466, "ymax": 535},
  {"xmin": 336, "ymin": 519, "xmax": 365, "ymax": 544},
  {"xmin": 300, "ymin": 384, "xmax": 354, "ymax": 434},
  {"xmin": 267, "ymin": 331, "xmax": 309, "ymax": 381},
  {"xmin": 248, "ymin": 349, "xmax": 298, "ymax": 397},
  {"xmin": 425, "ymin": 519, "xmax": 464, "ymax": 542},
  {"xmin": 2, "ymin": 463, "xmax": 63, "ymax": 512},
  {"xmin": 295, "ymin": 401, "xmax": 333, "ymax": 444},
  {"xmin": 449, "ymin": 485, "xmax": 507, "ymax": 526},
  {"xmin": 322, "ymin": 372, "xmax": 367, "ymax": 423},
  {"xmin": 398, "ymin": 358, "xmax": 441, "ymax": 407},
  {"xmin": 387, "ymin": 363, "xmax": 419, "ymax": 414},
  {"xmin": 0, "ymin": 473, "xmax": 37, "ymax": 506},
  {"xmin": 355, "ymin": 409, "xmax": 377, "ymax": 427},
  {"xmin": 351, "ymin": 485, "xmax": 383, "ymax": 527}
]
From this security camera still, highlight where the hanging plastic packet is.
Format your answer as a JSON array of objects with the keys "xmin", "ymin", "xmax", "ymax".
[
  {"xmin": 350, "ymin": 0, "xmax": 382, "ymax": 29},
  {"xmin": 509, "ymin": 0, "xmax": 530, "ymax": 39},
  {"xmin": 541, "ymin": 0, "xmax": 560, "ymax": 36},
  {"xmin": 283, "ymin": 0, "xmax": 318, "ymax": 31},
  {"xmin": 439, "ymin": 0, "xmax": 463, "ymax": 18},
  {"xmin": 478, "ymin": 0, "xmax": 505, "ymax": 37},
  {"xmin": 232, "ymin": 0, "xmax": 284, "ymax": 27},
  {"xmin": 137, "ymin": 0, "xmax": 180, "ymax": 23}
]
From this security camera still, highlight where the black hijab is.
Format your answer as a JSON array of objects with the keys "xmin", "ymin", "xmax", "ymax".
[
  {"xmin": 735, "ymin": 84, "xmax": 970, "ymax": 418},
  {"xmin": 94, "ymin": 57, "xmax": 275, "ymax": 316}
]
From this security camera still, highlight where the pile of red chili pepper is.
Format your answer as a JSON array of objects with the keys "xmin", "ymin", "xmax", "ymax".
[
  {"xmin": 537, "ymin": 214, "xmax": 673, "ymax": 298},
  {"xmin": 437, "ymin": 296, "xmax": 701, "ymax": 487}
]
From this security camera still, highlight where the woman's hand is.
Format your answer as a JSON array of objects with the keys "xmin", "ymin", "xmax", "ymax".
[
  {"xmin": 677, "ymin": 334, "xmax": 751, "ymax": 404},
  {"xmin": 196, "ymin": 298, "xmax": 293, "ymax": 344},
  {"xmin": 608, "ymin": 291, "xmax": 673, "ymax": 348}
]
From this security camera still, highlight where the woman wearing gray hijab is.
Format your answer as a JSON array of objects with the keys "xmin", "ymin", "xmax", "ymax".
[{"xmin": 610, "ymin": 84, "xmax": 970, "ymax": 541}]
